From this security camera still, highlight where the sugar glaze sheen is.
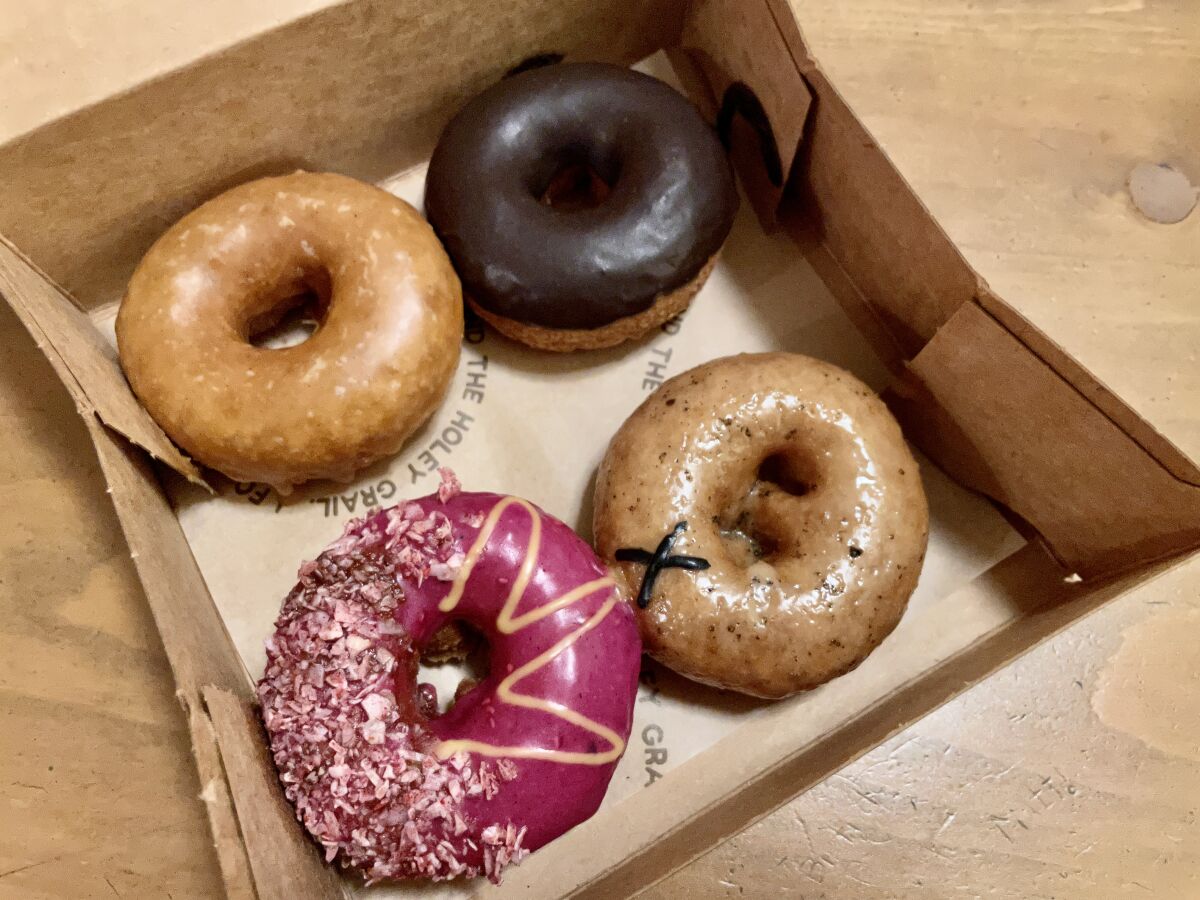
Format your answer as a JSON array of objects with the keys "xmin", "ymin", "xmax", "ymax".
[{"xmin": 594, "ymin": 352, "xmax": 930, "ymax": 698}]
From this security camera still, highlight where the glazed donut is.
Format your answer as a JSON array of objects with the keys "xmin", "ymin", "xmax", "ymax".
[
  {"xmin": 594, "ymin": 353, "xmax": 929, "ymax": 698},
  {"xmin": 425, "ymin": 62, "xmax": 738, "ymax": 352},
  {"xmin": 116, "ymin": 172, "xmax": 462, "ymax": 490},
  {"xmin": 257, "ymin": 472, "xmax": 640, "ymax": 883}
]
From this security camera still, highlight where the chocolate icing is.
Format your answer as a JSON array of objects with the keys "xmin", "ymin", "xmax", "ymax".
[{"xmin": 425, "ymin": 62, "xmax": 739, "ymax": 330}]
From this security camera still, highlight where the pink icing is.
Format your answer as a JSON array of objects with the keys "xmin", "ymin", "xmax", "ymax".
[{"xmin": 257, "ymin": 473, "xmax": 640, "ymax": 883}]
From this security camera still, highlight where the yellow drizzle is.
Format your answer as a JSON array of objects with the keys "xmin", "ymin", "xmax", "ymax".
[{"xmin": 434, "ymin": 497, "xmax": 625, "ymax": 766}]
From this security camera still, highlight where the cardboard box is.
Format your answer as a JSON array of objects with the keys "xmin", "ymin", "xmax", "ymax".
[{"xmin": 1, "ymin": 0, "xmax": 1197, "ymax": 897}]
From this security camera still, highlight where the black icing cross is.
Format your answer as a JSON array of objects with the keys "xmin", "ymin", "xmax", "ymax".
[{"xmin": 615, "ymin": 521, "xmax": 711, "ymax": 609}]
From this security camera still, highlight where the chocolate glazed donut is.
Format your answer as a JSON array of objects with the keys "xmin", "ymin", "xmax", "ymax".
[{"xmin": 425, "ymin": 62, "xmax": 739, "ymax": 351}]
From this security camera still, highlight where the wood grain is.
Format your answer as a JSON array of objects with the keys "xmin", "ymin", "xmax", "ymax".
[
  {"xmin": 643, "ymin": 2, "xmax": 1200, "ymax": 894},
  {"xmin": 0, "ymin": 1, "xmax": 1197, "ymax": 898},
  {"xmin": 780, "ymin": 0, "xmax": 1200, "ymax": 463},
  {"xmin": 645, "ymin": 553, "xmax": 1200, "ymax": 898},
  {"xmin": 0, "ymin": 299, "xmax": 225, "ymax": 898}
]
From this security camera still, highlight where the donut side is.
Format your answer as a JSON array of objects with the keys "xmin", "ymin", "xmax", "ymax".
[
  {"xmin": 259, "ymin": 477, "xmax": 641, "ymax": 883},
  {"xmin": 116, "ymin": 171, "xmax": 463, "ymax": 491},
  {"xmin": 425, "ymin": 62, "xmax": 737, "ymax": 349},
  {"xmin": 594, "ymin": 352, "xmax": 930, "ymax": 698},
  {"xmin": 469, "ymin": 252, "xmax": 719, "ymax": 352},
  {"xmin": 257, "ymin": 499, "xmax": 528, "ymax": 883}
]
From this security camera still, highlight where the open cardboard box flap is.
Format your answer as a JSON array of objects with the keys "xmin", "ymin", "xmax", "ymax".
[
  {"xmin": 0, "ymin": 234, "xmax": 204, "ymax": 484},
  {"xmin": 1, "ymin": 0, "xmax": 1198, "ymax": 897}
]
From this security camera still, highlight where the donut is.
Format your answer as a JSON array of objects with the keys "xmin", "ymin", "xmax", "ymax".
[
  {"xmin": 257, "ymin": 471, "xmax": 640, "ymax": 883},
  {"xmin": 116, "ymin": 172, "xmax": 463, "ymax": 490},
  {"xmin": 593, "ymin": 353, "xmax": 929, "ymax": 698},
  {"xmin": 425, "ymin": 62, "xmax": 738, "ymax": 352}
]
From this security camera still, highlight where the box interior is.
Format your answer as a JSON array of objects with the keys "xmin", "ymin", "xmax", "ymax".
[
  {"xmin": 1, "ymin": 1, "xmax": 1197, "ymax": 898},
  {"xmin": 4, "ymin": 0, "xmax": 1195, "ymax": 582}
]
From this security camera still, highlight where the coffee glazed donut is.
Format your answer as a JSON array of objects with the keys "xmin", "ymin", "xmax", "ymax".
[
  {"xmin": 425, "ymin": 62, "xmax": 738, "ymax": 352},
  {"xmin": 258, "ymin": 471, "xmax": 640, "ymax": 883},
  {"xmin": 116, "ymin": 172, "xmax": 462, "ymax": 490},
  {"xmin": 594, "ymin": 353, "xmax": 929, "ymax": 698}
]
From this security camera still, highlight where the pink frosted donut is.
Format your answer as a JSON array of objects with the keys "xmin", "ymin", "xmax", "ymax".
[{"xmin": 257, "ymin": 471, "xmax": 640, "ymax": 883}]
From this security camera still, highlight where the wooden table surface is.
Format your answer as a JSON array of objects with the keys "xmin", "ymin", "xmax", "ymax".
[{"xmin": 2, "ymin": 1, "xmax": 1197, "ymax": 897}]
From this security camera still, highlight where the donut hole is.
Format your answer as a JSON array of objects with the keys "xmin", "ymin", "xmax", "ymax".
[
  {"xmin": 718, "ymin": 452, "xmax": 817, "ymax": 566},
  {"xmin": 246, "ymin": 271, "xmax": 332, "ymax": 350},
  {"xmin": 416, "ymin": 620, "xmax": 490, "ymax": 716},
  {"xmin": 718, "ymin": 513, "xmax": 779, "ymax": 568},
  {"xmin": 756, "ymin": 452, "xmax": 815, "ymax": 498},
  {"xmin": 539, "ymin": 160, "xmax": 613, "ymax": 211}
]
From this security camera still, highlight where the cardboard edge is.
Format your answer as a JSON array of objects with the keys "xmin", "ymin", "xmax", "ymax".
[
  {"xmin": 2, "ymin": 3, "xmax": 1190, "ymax": 897},
  {"xmin": 892, "ymin": 301, "xmax": 1200, "ymax": 578},
  {"xmin": 976, "ymin": 286, "xmax": 1200, "ymax": 486},
  {"xmin": 677, "ymin": 0, "xmax": 814, "ymax": 225},
  {"xmin": 0, "ymin": 232, "xmax": 208, "ymax": 487},
  {"xmin": 0, "ymin": 229, "xmax": 257, "ymax": 895},
  {"xmin": 754, "ymin": 0, "xmax": 1200, "ymax": 568},
  {"xmin": 489, "ymin": 545, "xmax": 1058, "ymax": 897},
  {"xmin": 81, "ymin": 413, "xmax": 292, "ymax": 896},
  {"xmin": 32, "ymin": 306, "xmax": 327, "ymax": 900},
  {"xmin": 0, "ymin": 0, "xmax": 690, "ymax": 310},
  {"xmin": 0, "ymin": 5, "xmax": 350, "ymax": 153},
  {"xmin": 203, "ymin": 687, "xmax": 350, "ymax": 900},
  {"xmin": 565, "ymin": 547, "xmax": 1185, "ymax": 898},
  {"xmin": 185, "ymin": 690, "xmax": 261, "ymax": 900},
  {"xmin": 789, "ymin": 226, "xmax": 912, "ymax": 375},
  {"xmin": 85, "ymin": 416, "xmax": 249, "ymax": 692},
  {"xmin": 765, "ymin": 15, "xmax": 1197, "ymax": 487},
  {"xmin": 771, "ymin": 37, "xmax": 985, "ymax": 355},
  {"xmin": 0, "ymin": 239, "xmax": 96, "ymax": 417},
  {"xmin": 766, "ymin": 2, "xmax": 1198, "ymax": 486}
]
